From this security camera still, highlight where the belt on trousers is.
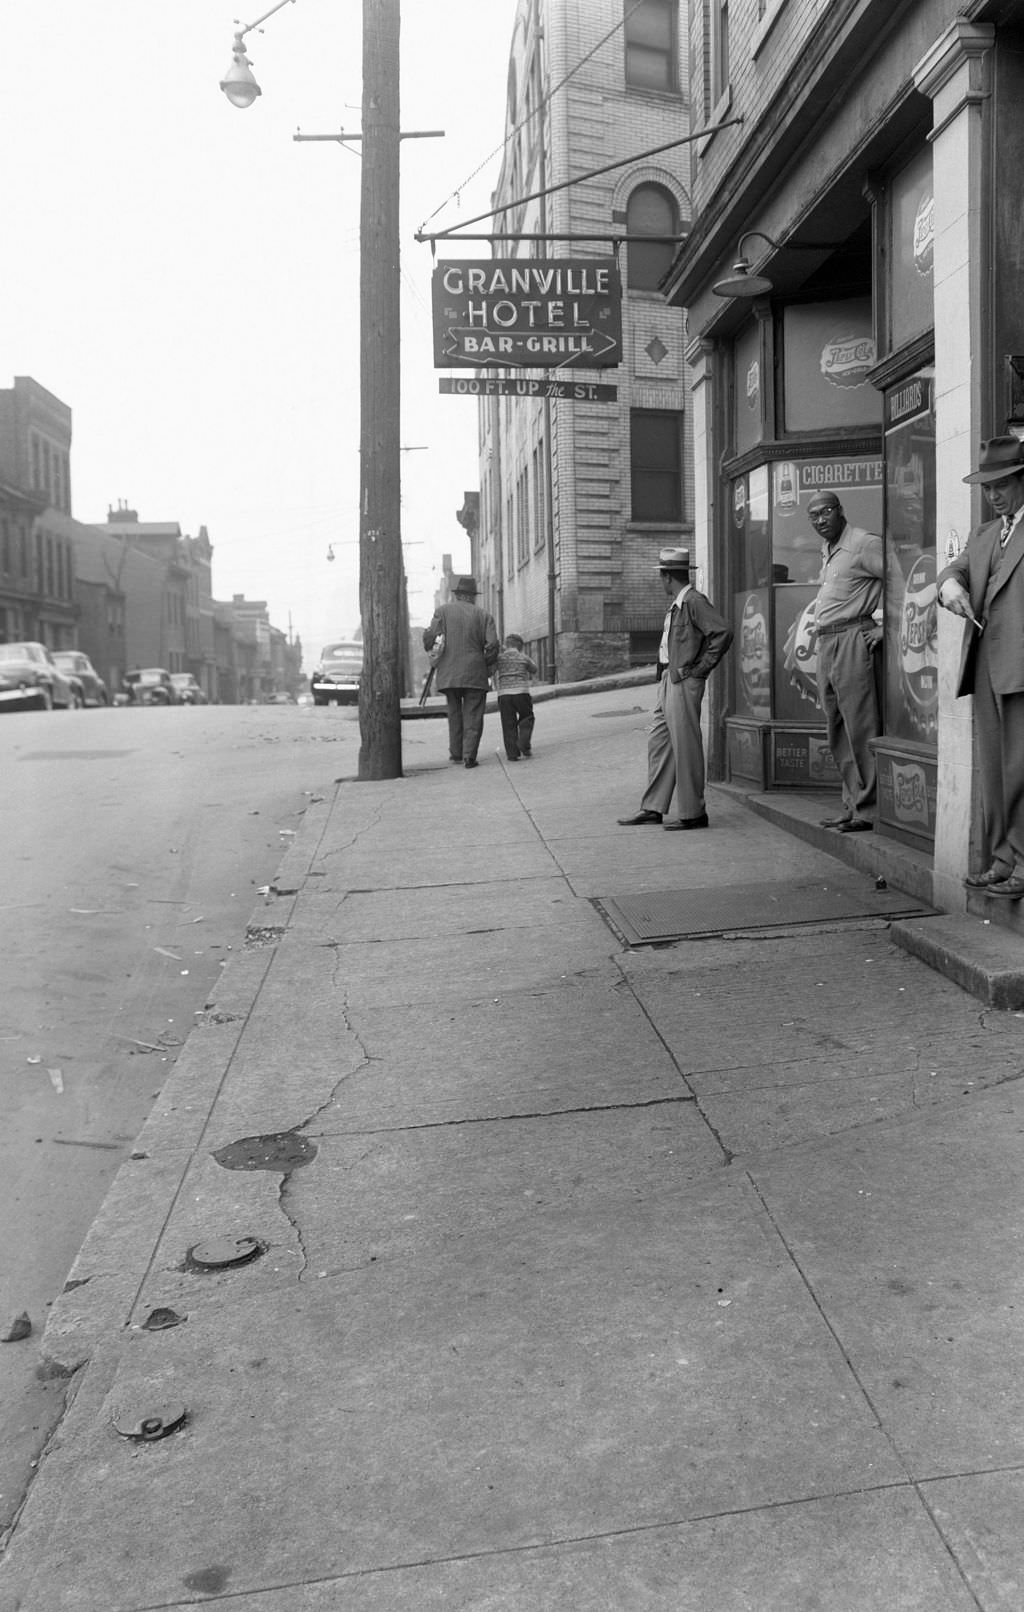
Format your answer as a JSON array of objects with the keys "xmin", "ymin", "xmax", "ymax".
[{"xmin": 814, "ymin": 614, "xmax": 876, "ymax": 638}]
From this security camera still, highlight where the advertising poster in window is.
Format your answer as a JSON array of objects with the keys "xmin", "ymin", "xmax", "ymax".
[
  {"xmin": 884, "ymin": 374, "xmax": 937, "ymax": 745},
  {"xmin": 773, "ymin": 583, "xmax": 820, "ymax": 723},
  {"xmin": 782, "ymin": 300, "xmax": 883, "ymax": 433},
  {"xmin": 733, "ymin": 588, "xmax": 771, "ymax": 721}
]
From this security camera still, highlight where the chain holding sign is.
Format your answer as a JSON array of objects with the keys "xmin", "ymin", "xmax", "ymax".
[{"xmin": 432, "ymin": 258, "xmax": 622, "ymax": 370}]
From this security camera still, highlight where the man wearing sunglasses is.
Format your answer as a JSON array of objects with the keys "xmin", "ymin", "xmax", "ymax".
[{"xmin": 938, "ymin": 435, "xmax": 1024, "ymax": 898}]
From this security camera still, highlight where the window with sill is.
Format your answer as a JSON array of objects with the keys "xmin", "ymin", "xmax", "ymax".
[
  {"xmin": 630, "ymin": 409, "xmax": 683, "ymax": 522},
  {"xmin": 625, "ymin": 0, "xmax": 678, "ymax": 93},
  {"xmin": 626, "ymin": 183, "xmax": 679, "ymax": 290}
]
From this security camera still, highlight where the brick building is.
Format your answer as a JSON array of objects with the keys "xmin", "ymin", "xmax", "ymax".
[
  {"xmin": 663, "ymin": 0, "xmax": 1024, "ymax": 911},
  {"xmin": 474, "ymin": 0, "xmax": 693, "ymax": 681}
]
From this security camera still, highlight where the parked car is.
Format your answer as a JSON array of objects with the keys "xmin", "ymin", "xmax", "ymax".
[
  {"xmin": 170, "ymin": 673, "xmax": 208, "ymax": 705},
  {"xmin": 52, "ymin": 650, "xmax": 109, "ymax": 707},
  {"xmin": 0, "ymin": 642, "xmax": 80, "ymax": 710},
  {"xmin": 311, "ymin": 641, "xmax": 363, "ymax": 706},
  {"xmin": 124, "ymin": 667, "xmax": 177, "ymax": 706}
]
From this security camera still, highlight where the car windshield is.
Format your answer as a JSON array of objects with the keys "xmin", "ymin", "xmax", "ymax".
[
  {"xmin": 171, "ymin": 675, "xmax": 194, "ymax": 686},
  {"xmin": 130, "ymin": 669, "xmax": 167, "ymax": 683},
  {"xmin": 0, "ymin": 643, "xmax": 45, "ymax": 663}
]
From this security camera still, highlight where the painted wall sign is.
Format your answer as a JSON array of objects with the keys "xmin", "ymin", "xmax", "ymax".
[{"xmin": 432, "ymin": 259, "xmax": 622, "ymax": 370}]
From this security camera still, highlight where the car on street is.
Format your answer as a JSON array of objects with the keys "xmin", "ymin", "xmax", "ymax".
[
  {"xmin": 170, "ymin": 673, "xmax": 208, "ymax": 705},
  {"xmin": 124, "ymin": 667, "xmax": 178, "ymax": 705},
  {"xmin": 52, "ymin": 650, "xmax": 109, "ymax": 706},
  {"xmin": 0, "ymin": 642, "xmax": 81, "ymax": 710},
  {"xmin": 311, "ymin": 640, "xmax": 363, "ymax": 706}
]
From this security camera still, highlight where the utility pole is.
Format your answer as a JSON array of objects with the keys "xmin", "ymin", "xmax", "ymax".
[{"xmin": 358, "ymin": 0, "xmax": 403, "ymax": 778}]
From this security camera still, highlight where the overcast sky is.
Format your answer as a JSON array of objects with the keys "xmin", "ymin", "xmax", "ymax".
[{"xmin": 0, "ymin": 1, "xmax": 519, "ymax": 664}]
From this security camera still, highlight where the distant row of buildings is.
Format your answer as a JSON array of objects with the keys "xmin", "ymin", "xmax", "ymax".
[{"xmin": 0, "ymin": 375, "xmax": 301, "ymax": 704}]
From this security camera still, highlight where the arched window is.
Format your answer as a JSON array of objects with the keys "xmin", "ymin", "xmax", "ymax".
[{"xmin": 626, "ymin": 184, "xmax": 678, "ymax": 290}]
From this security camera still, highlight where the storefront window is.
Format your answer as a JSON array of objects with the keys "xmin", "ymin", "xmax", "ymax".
[
  {"xmin": 770, "ymin": 454, "xmax": 883, "ymax": 584},
  {"xmin": 782, "ymin": 300, "xmax": 882, "ymax": 433},
  {"xmin": 888, "ymin": 148, "xmax": 933, "ymax": 352},
  {"xmin": 883, "ymin": 371, "xmax": 936, "ymax": 744},
  {"xmin": 731, "ymin": 455, "xmax": 883, "ymax": 725}
]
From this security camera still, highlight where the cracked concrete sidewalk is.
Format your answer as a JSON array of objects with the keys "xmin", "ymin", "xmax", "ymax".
[{"xmin": 2, "ymin": 683, "xmax": 1024, "ymax": 1611}]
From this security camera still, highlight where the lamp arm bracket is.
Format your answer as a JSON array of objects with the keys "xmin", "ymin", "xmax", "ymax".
[{"xmin": 235, "ymin": 0, "xmax": 296, "ymax": 43}]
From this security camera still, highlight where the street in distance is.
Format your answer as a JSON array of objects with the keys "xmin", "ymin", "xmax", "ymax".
[{"xmin": 439, "ymin": 378, "xmax": 618, "ymax": 401}]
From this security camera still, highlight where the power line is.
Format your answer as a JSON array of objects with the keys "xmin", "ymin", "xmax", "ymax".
[{"xmin": 417, "ymin": 0, "xmax": 649, "ymax": 234}]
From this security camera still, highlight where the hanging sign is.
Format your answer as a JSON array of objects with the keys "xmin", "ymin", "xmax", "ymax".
[
  {"xmin": 439, "ymin": 377, "xmax": 617, "ymax": 401},
  {"xmin": 432, "ymin": 259, "xmax": 622, "ymax": 370}
]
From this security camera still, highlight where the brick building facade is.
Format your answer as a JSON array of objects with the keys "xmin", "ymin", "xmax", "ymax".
[{"xmin": 475, "ymin": 0, "xmax": 693, "ymax": 681}]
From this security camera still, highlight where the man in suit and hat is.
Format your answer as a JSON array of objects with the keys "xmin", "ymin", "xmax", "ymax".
[
  {"xmin": 423, "ymin": 575, "xmax": 499, "ymax": 769},
  {"xmin": 618, "ymin": 547, "xmax": 733, "ymax": 830},
  {"xmin": 806, "ymin": 491, "xmax": 884, "ymax": 833},
  {"xmin": 938, "ymin": 435, "xmax": 1024, "ymax": 897}
]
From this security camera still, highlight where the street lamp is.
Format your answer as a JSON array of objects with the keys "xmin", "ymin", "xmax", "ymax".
[{"xmin": 219, "ymin": 0, "xmax": 296, "ymax": 109}]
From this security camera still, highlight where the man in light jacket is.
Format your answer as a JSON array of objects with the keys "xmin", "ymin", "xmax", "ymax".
[
  {"xmin": 938, "ymin": 435, "xmax": 1024, "ymax": 897},
  {"xmin": 618, "ymin": 548, "xmax": 733, "ymax": 830},
  {"xmin": 423, "ymin": 575, "xmax": 499, "ymax": 769}
]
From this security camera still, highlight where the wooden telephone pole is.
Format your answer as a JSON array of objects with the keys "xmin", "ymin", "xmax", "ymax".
[{"xmin": 358, "ymin": 0, "xmax": 403, "ymax": 779}]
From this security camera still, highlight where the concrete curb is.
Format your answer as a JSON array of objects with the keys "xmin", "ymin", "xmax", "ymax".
[
  {"xmin": 35, "ymin": 798, "xmax": 335, "ymax": 1375},
  {"xmin": 400, "ymin": 666, "xmax": 656, "ymax": 720}
]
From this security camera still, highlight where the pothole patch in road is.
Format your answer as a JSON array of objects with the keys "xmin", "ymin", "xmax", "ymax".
[
  {"xmin": 244, "ymin": 925, "xmax": 285, "ymax": 948},
  {"xmin": 212, "ymin": 1132, "xmax": 318, "ymax": 1173}
]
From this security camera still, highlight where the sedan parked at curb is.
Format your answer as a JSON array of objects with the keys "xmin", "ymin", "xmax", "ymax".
[
  {"xmin": 0, "ymin": 642, "xmax": 80, "ymax": 710},
  {"xmin": 52, "ymin": 651, "xmax": 109, "ymax": 707},
  {"xmin": 170, "ymin": 673, "xmax": 208, "ymax": 705},
  {"xmin": 124, "ymin": 668, "xmax": 177, "ymax": 705}
]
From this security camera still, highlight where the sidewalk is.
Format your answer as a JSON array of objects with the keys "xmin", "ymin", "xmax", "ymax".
[{"xmin": 3, "ymin": 683, "xmax": 1024, "ymax": 1610}]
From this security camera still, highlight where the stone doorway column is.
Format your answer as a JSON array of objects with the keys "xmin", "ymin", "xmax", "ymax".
[{"xmin": 914, "ymin": 20, "xmax": 994, "ymax": 910}]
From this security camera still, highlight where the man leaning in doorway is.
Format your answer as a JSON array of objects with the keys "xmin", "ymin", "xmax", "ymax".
[
  {"xmin": 618, "ymin": 547, "xmax": 733, "ymax": 831},
  {"xmin": 807, "ymin": 491, "xmax": 884, "ymax": 833},
  {"xmin": 937, "ymin": 436, "xmax": 1024, "ymax": 899}
]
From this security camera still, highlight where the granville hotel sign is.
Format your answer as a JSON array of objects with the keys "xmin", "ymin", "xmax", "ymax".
[{"xmin": 432, "ymin": 258, "xmax": 623, "ymax": 371}]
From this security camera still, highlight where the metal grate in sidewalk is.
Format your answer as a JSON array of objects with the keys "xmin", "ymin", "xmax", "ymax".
[{"xmin": 595, "ymin": 876, "xmax": 935, "ymax": 946}]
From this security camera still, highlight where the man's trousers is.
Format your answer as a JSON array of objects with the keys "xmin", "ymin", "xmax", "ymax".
[
  {"xmin": 972, "ymin": 634, "xmax": 1024, "ymax": 875},
  {"xmin": 815, "ymin": 625, "xmax": 879, "ymax": 817},
  {"xmin": 444, "ymin": 687, "xmax": 487, "ymax": 763},
  {"xmin": 640, "ymin": 673, "xmax": 707, "ymax": 821}
]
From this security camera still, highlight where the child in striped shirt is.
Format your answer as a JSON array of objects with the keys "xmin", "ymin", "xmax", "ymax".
[{"xmin": 493, "ymin": 634, "xmax": 538, "ymax": 761}]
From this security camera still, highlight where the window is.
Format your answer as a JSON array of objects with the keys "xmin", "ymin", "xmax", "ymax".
[
  {"xmin": 517, "ymin": 467, "xmax": 529, "ymax": 567},
  {"xmin": 625, "ymin": 0, "xmax": 677, "ymax": 92},
  {"xmin": 707, "ymin": 0, "xmax": 730, "ymax": 109},
  {"xmin": 630, "ymin": 409, "xmax": 683, "ymax": 521},
  {"xmin": 626, "ymin": 184, "xmax": 678, "ymax": 290},
  {"xmin": 533, "ymin": 441, "xmax": 546, "ymax": 551}
]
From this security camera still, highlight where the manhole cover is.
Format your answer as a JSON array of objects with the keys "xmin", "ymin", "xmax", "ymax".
[
  {"xmin": 596, "ymin": 877, "xmax": 935, "ymax": 945},
  {"xmin": 186, "ymin": 1235, "xmax": 265, "ymax": 1271},
  {"xmin": 213, "ymin": 1132, "xmax": 317, "ymax": 1172},
  {"xmin": 112, "ymin": 1400, "xmax": 188, "ymax": 1441}
]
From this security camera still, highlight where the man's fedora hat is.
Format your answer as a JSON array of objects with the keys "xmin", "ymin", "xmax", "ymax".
[
  {"xmin": 657, "ymin": 546, "xmax": 690, "ymax": 572},
  {"xmin": 963, "ymin": 436, "xmax": 1024, "ymax": 484},
  {"xmin": 453, "ymin": 574, "xmax": 478, "ymax": 595}
]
